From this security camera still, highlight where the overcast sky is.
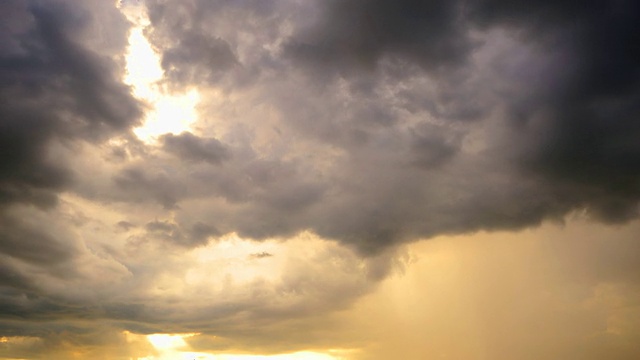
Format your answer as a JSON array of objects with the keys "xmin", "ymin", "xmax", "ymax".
[{"xmin": 1, "ymin": 0, "xmax": 639, "ymax": 359}]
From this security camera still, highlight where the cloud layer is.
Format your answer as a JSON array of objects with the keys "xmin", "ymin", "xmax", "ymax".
[
  {"xmin": 1, "ymin": 0, "xmax": 639, "ymax": 358},
  {"xmin": 136, "ymin": 0, "xmax": 640, "ymax": 250}
]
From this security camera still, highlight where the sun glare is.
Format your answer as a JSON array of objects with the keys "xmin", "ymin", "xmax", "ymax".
[
  {"xmin": 139, "ymin": 332, "xmax": 345, "ymax": 360},
  {"xmin": 122, "ymin": 8, "xmax": 200, "ymax": 144},
  {"xmin": 180, "ymin": 351, "xmax": 343, "ymax": 360},
  {"xmin": 147, "ymin": 333, "xmax": 196, "ymax": 351}
]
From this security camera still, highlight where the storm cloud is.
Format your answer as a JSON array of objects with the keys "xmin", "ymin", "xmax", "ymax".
[
  {"xmin": 0, "ymin": 0, "xmax": 141, "ymax": 208},
  {"xmin": 135, "ymin": 0, "xmax": 640, "ymax": 253},
  {"xmin": 1, "ymin": 0, "xmax": 639, "ymax": 358}
]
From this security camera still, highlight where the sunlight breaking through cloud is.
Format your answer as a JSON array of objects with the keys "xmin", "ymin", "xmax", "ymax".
[
  {"xmin": 137, "ymin": 332, "xmax": 345, "ymax": 360},
  {"xmin": 122, "ymin": 7, "xmax": 200, "ymax": 143}
]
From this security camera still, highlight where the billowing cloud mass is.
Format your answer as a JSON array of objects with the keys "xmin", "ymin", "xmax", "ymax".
[{"xmin": 1, "ymin": 0, "xmax": 639, "ymax": 359}]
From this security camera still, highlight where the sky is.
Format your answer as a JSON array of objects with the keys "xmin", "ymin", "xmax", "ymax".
[{"xmin": 0, "ymin": 0, "xmax": 639, "ymax": 359}]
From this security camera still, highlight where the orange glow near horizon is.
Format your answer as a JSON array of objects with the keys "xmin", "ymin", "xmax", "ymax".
[{"xmin": 135, "ymin": 332, "xmax": 346, "ymax": 360}]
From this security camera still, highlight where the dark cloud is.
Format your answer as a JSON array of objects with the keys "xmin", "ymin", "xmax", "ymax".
[
  {"xmin": 0, "ymin": 321, "xmax": 156, "ymax": 360},
  {"xmin": 0, "ymin": 0, "xmax": 141, "ymax": 207},
  {"xmin": 0, "ymin": 261, "xmax": 36, "ymax": 292},
  {"xmin": 144, "ymin": 219, "xmax": 218, "ymax": 247},
  {"xmin": 285, "ymin": 0, "xmax": 472, "ymax": 74},
  {"xmin": 116, "ymin": 220, "xmax": 136, "ymax": 231},
  {"xmin": 478, "ymin": 0, "xmax": 640, "ymax": 223},
  {"xmin": 161, "ymin": 132, "xmax": 230, "ymax": 164},
  {"xmin": 250, "ymin": 252, "xmax": 273, "ymax": 259},
  {"xmin": 190, "ymin": 221, "xmax": 220, "ymax": 243},
  {"xmin": 144, "ymin": 0, "xmax": 287, "ymax": 89},
  {"xmin": 408, "ymin": 122, "xmax": 463, "ymax": 169},
  {"xmin": 0, "ymin": 212, "xmax": 77, "ymax": 266},
  {"xmin": 40, "ymin": 0, "xmax": 627, "ymax": 261},
  {"xmin": 160, "ymin": 32, "xmax": 238, "ymax": 86},
  {"xmin": 113, "ymin": 167, "xmax": 186, "ymax": 209},
  {"xmin": 258, "ymin": 0, "xmax": 640, "ymax": 248},
  {"xmin": 0, "ymin": 1, "xmax": 144, "ymax": 350}
]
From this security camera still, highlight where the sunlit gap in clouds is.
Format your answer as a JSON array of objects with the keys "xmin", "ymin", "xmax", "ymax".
[
  {"xmin": 120, "ymin": 3, "xmax": 200, "ymax": 144},
  {"xmin": 58, "ymin": 194, "xmax": 367, "ymax": 360},
  {"xmin": 126, "ymin": 332, "xmax": 345, "ymax": 360},
  {"xmin": 129, "ymin": 234, "xmax": 361, "ymax": 360}
]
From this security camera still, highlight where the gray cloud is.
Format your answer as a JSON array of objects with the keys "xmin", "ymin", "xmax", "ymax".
[
  {"xmin": 0, "ymin": 0, "xmax": 145, "ymax": 352},
  {"xmin": 160, "ymin": 31, "xmax": 238, "ymax": 86},
  {"xmin": 143, "ymin": 219, "xmax": 218, "ymax": 247},
  {"xmin": 250, "ymin": 251, "xmax": 273, "ymax": 259},
  {"xmin": 0, "ymin": 211, "xmax": 77, "ymax": 266},
  {"xmin": 145, "ymin": 0, "xmax": 288, "ymax": 89},
  {"xmin": 0, "ymin": 0, "xmax": 141, "ymax": 208},
  {"xmin": 116, "ymin": 220, "xmax": 136, "ymax": 231},
  {"xmin": 113, "ymin": 166, "xmax": 186, "ymax": 209},
  {"xmin": 161, "ymin": 132, "xmax": 230, "ymax": 164},
  {"xmin": 135, "ymin": 0, "xmax": 640, "ymax": 255},
  {"xmin": 285, "ymin": 0, "xmax": 472, "ymax": 74},
  {"xmin": 469, "ymin": 0, "xmax": 640, "ymax": 223},
  {"xmin": 2, "ymin": 0, "xmax": 640, "ymax": 358}
]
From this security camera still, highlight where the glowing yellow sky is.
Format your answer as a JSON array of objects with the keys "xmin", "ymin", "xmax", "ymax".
[
  {"xmin": 2, "ymin": 215, "xmax": 638, "ymax": 359},
  {"xmin": 123, "ymin": 332, "xmax": 345, "ymax": 360}
]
